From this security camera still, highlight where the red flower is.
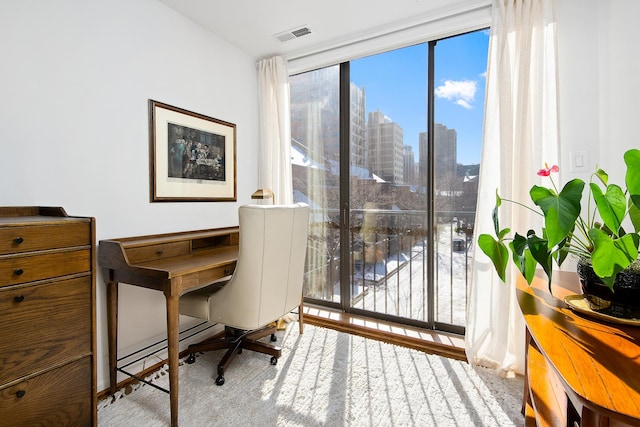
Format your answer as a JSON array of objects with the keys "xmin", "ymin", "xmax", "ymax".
[{"xmin": 537, "ymin": 163, "xmax": 559, "ymax": 177}]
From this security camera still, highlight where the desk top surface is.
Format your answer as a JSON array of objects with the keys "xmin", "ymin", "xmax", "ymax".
[
  {"xmin": 517, "ymin": 271, "xmax": 640, "ymax": 423},
  {"xmin": 135, "ymin": 246, "xmax": 238, "ymax": 276}
]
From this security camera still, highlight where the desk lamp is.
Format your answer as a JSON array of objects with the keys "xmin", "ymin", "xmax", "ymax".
[{"xmin": 251, "ymin": 188, "xmax": 274, "ymax": 205}]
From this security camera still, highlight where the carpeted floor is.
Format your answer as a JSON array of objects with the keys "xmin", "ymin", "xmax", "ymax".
[{"xmin": 98, "ymin": 324, "xmax": 524, "ymax": 426}]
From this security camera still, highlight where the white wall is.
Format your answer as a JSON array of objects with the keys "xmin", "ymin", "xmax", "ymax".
[
  {"xmin": 557, "ymin": 0, "xmax": 639, "ymax": 185},
  {"xmin": 556, "ymin": 0, "xmax": 600, "ymax": 181},
  {"xmin": 0, "ymin": 0, "xmax": 259, "ymax": 392},
  {"xmin": 595, "ymin": 0, "xmax": 640, "ymax": 178},
  {"xmin": 556, "ymin": 0, "xmax": 639, "ymax": 271}
]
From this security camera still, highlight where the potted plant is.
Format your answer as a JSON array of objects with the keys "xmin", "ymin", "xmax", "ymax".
[{"xmin": 478, "ymin": 148, "xmax": 640, "ymax": 319}]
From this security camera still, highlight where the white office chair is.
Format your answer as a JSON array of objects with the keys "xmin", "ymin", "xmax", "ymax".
[{"xmin": 179, "ymin": 203, "xmax": 310, "ymax": 385}]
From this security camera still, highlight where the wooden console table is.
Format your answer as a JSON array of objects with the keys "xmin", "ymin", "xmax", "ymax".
[
  {"xmin": 99, "ymin": 227, "xmax": 239, "ymax": 427},
  {"xmin": 517, "ymin": 271, "xmax": 640, "ymax": 426}
]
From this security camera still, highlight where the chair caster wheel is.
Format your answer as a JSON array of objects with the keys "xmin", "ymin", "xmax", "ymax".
[
  {"xmin": 215, "ymin": 375, "xmax": 225, "ymax": 386},
  {"xmin": 270, "ymin": 334, "xmax": 277, "ymax": 342},
  {"xmin": 270, "ymin": 356, "xmax": 278, "ymax": 365},
  {"xmin": 186, "ymin": 354, "xmax": 196, "ymax": 364}
]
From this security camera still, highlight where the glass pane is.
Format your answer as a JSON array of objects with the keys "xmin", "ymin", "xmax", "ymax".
[
  {"xmin": 350, "ymin": 44, "xmax": 429, "ymax": 321},
  {"xmin": 290, "ymin": 65, "xmax": 341, "ymax": 303},
  {"xmin": 433, "ymin": 30, "xmax": 488, "ymax": 327}
]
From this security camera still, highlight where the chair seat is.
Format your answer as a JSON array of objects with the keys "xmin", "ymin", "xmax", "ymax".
[{"xmin": 179, "ymin": 280, "xmax": 228, "ymax": 321}]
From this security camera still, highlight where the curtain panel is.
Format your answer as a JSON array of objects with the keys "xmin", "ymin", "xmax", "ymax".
[
  {"xmin": 257, "ymin": 55, "xmax": 293, "ymax": 204},
  {"xmin": 466, "ymin": 0, "xmax": 560, "ymax": 377}
]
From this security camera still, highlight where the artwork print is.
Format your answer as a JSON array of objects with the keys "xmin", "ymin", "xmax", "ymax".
[
  {"xmin": 149, "ymin": 100, "xmax": 236, "ymax": 202},
  {"xmin": 167, "ymin": 123, "xmax": 226, "ymax": 182}
]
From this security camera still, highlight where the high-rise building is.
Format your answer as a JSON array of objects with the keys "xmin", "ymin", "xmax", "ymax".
[
  {"xmin": 367, "ymin": 110, "xmax": 404, "ymax": 184},
  {"xmin": 418, "ymin": 123, "xmax": 457, "ymax": 186},
  {"xmin": 434, "ymin": 123, "xmax": 457, "ymax": 179},
  {"xmin": 289, "ymin": 67, "xmax": 339, "ymax": 163},
  {"xmin": 289, "ymin": 67, "xmax": 368, "ymax": 173},
  {"xmin": 403, "ymin": 145, "xmax": 415, "ymax": 185},
  {"xmin": 350, "ymin": 83, "xmax": 367, "ymax": 171},
  {"xmin": 418, "ymin": 131, "xmax": 427, "ymax": 188}
]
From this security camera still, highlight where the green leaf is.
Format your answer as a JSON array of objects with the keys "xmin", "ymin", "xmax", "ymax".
[
  {"xmin": 509, "ymin": 233, "xmax": 536, "ymax": 284},
  {"xmin": 553, "ymin": 237, "xmax": 569, "ymax": 266},
  {"xmin": 530, "ymin": 179, "xmax": 585, "ymax": 249},
  {"xmin": 497, "ymin": 227, "xmax": 511, "ymax": 240},
  {"xmin": 594, "ymin": 168, "xmax": 608, "ymax": 186},
  {"xmin": 495, "ymin": 190, "xmax": 503, "ymax": 208},
  {"xmin": 590, "ymin": 183, "xmax": 626, "ymax": 236},
  {"xmin": 478, "ymin": 234, "xmax": 509, "ymax": 282},
  {"xmin": 629, "ymin": 200, "xmax": 640, "ymax": 233},
  {"xmin": 526, "ymin": 233, "xmax": 554, "ymax": 289},
  {"xmin": 625, "ymin": 149, "xmax": 640, "ymax": 209},
  {"xmin": 491, "ymin": 204, "xmax": 500, "ymax": 237},
  {"xmin": 523, "ymin": 251, "xmax": 537, "ymax": 284},
  {"xmin": 589, "ymin": 228, "xmax": 639, "ymax": 289}
]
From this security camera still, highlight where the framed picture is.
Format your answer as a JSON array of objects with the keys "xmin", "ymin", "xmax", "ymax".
[{"xmin": 148, "ymin": 99, "xmax": 237, "ymax": 202}]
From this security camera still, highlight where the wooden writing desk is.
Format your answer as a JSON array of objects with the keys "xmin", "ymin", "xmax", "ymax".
[
  {"xmin": 99, "ymin": 227, "xmax": 239, "ymax": 427},
  {"xmin": 517, "ymin": 271, "xmax": 640, "ymax": 426}
]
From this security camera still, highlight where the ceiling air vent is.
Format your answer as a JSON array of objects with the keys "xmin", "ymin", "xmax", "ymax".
[{"xmin": 273, "ymin": 26, "xmax": 312, "ymax": 43}]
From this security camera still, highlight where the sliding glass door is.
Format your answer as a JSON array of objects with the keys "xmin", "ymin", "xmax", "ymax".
[
  {"xmin": 290, "ymin": 65, "xmax": 342, "ymax": 305},
  {"xmin": 291, "ymin": 30, "xmax": 488, "ymax": 334},
  {"xmin": 348, "ymin": 44, "xmax": 431, "ymax": 326}
]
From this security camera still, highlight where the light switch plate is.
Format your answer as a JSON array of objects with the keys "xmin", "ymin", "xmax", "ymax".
[{"xmin": 570, "ymin": 150, "xmax": 588, "ymax": 172}]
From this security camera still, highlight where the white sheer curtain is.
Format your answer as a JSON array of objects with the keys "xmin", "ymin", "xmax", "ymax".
[
  {"xmin": 466, "ymin": 0, "xmax": 560, "ymax": 377},
  {"xmin": 257, "ymin": 55, "xmax": 293, "ymax": 204}
]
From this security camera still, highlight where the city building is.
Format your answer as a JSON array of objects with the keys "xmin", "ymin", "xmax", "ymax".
[{"xmin": 367, "ymin": 110, "xmax": 404, "ymax": 184}]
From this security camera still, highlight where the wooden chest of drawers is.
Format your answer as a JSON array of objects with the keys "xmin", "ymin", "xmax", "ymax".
[{"xmin": 0, "ymin": 207, "xmax": 96, "ymax": 426}]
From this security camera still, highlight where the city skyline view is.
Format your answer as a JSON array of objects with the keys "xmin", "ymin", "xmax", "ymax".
[{"xmin": 350, "ymin": 29, "xmax": 489, "ymax": 166}]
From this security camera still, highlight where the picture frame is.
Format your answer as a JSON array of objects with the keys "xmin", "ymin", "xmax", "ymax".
[{"xmin": 148, "ymin": 99, "xmax": 237, "ymax": 202}]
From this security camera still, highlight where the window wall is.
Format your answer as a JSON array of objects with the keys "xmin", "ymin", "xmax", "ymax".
[{"xmin": 290, "ymin": 30, "xmax": 488, "ymax": 333}]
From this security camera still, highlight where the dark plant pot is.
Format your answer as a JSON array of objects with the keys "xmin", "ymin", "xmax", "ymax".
[{"xmin": 576, "ymin": 261, "xmax": 640, "ymax": 319}]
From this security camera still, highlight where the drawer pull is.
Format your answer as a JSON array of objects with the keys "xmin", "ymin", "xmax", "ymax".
[
  {"xmin": 14, "ymin": 295, "xmax": 25, "ymax": 303},
  {"xmin": 14, "ymin": 268, "xmax": 24, "ymax": 276},
  {"xmin": 224, "ymin": 269, "xmax": 231, "ymax": 275},
  {"xmin": 14, "ymin": 237, "xmax": 24, "ymax": 244},
  {"xmin": 16, "ymin": 390, "xmax": 26, "ymax": 398},
  {"xmin": 156, "ymin": 250, "xmax": 164, "ymax": 255}
]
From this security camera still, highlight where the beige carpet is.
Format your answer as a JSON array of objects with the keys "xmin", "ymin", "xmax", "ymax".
[{"xmin": 98, "ymin": 324, "xmax": 524, "ymax": 426}]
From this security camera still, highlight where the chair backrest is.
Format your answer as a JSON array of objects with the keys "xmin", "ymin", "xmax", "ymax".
[{"xmin": 207, "ymin": 203, "xmax": 310, "ymax": 330}]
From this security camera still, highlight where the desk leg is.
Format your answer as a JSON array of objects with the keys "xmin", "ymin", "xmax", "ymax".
[
  {"xmin": 165, "ymin": 293, "xmax": 180, "ymax": 427},
  {"xmin": 106, "ymin": 278, "xmax": 118, "ymax": 395}
]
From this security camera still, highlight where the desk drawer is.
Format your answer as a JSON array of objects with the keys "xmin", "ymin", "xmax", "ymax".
[
  {"xmin": 0, "ymin": 248, "xmax": 91, "ymax": 287},
  {"xmin": 0, "ymin": 222, "xmax": 90, "ymax": 255},
  {"xmin": 0, "ymin": 276, "xmax": 92, "ymax": 384},
  {"xmin": 0, "ymin": 356, "xmax": 92, "ymax": 426},
  {"xmin": 181, "ymin": 262, "xmax": 237, "ymax": 289},
  {"xmin": 126, "ymin": 241, "xmax": 191, "ymax": 264}
]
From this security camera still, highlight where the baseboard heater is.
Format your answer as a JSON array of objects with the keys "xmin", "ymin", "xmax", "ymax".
[{"xmin": 115, "ymin": 321, "xmax": 219, "ymax": 394}]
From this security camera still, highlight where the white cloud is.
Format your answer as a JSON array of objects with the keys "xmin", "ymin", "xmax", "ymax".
[
  {"xmin": 435, "ymin": 79, "xmax": 477, "ymax": 102},
  {"xmin": 435, "ymin": 79, "xmax": 478, "ymax": 109},
  {"xmin": 456, "ymin": 99, "xmax": 473, "ymax": 110}
]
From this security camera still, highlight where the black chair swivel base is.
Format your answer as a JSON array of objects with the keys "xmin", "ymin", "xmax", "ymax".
[{"xmin": 185, "ymin": 325, "xmax": 282, "ymax": 386}]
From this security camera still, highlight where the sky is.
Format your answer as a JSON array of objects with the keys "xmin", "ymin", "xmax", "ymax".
[{"xmin": 350, "ymin": 29, "xmax": 489, "ymax": 165}]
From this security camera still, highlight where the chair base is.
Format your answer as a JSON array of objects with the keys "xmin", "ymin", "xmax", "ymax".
[{"xmin": 185, "ymin": 325, "xmax": 282, "ymax": 386}]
